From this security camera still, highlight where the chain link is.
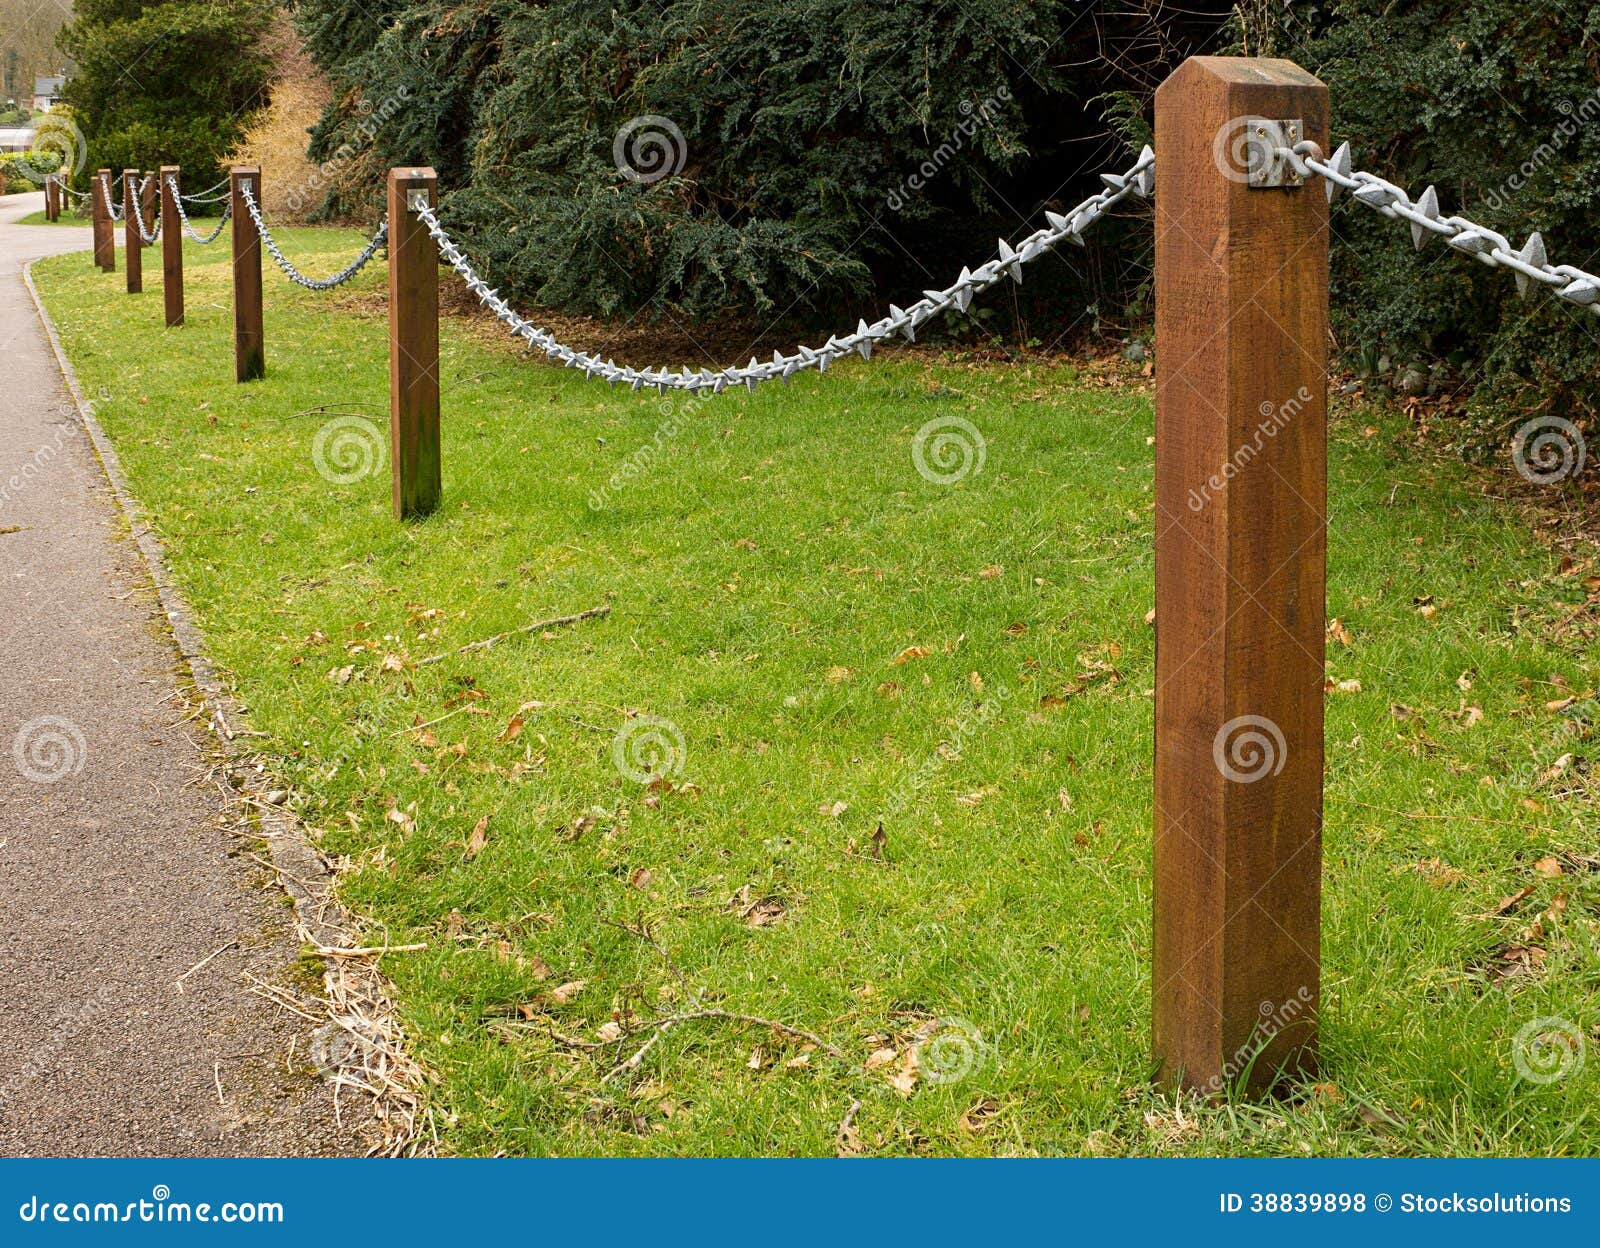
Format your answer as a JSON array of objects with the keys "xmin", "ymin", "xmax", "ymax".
[
  {"xmin": 164, "ymin": 176, "xmax": 231, "ymax": 244},
  {"xmin": 238, "ymin": 183, "xmax": 388, "ymax": 291},
  {"xmin": 180, "ymin": 176, "xmax": 231, "ymax": 203},
  {"xmin": 411, "ymin": 146, "xmax": 1154, "ymax": 395},
  {"xmin": 1286, "ymin": 140, "xmax": 1600, "ymax": 314},
  {"xmin": 129, "ymin": 184, "xmax": 160, "ymax": 244},
  {"xmin": 99, "ymin": 175, "xmax": 123, "ymax": 222}
]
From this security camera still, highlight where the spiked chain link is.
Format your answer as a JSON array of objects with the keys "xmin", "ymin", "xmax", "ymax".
[{"xmin": 410, "ymin": 147, "xmax": 1155, "ymax": 395}]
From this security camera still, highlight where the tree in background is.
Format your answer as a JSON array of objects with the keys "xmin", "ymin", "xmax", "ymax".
[
  {"xmin": 292, "ymin": 0, "xmax": 1229, "ymax": 328},
  {"xmin": 57, "ymin": 0, "xmax": 276, "ymax": 191},
  {"xmin": 1, "ymin": 0, "xmax": 70, "ymax": 112}
]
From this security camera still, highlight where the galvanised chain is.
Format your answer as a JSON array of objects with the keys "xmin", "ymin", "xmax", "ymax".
[
  {"xmin": 99, "ymin": 175, "xmax": 123, "ymax": 222},
  {"xmin": 129, "ymin": 183, "xmax": 160, "ymax": 244},
  {"xmin": 164, "ymin": 176, "xmax": 231, "ymax": 244},
  {"xmin": 238, "ymin": 182, "xmax": 388, "ymax": 291},
  {"xmin": 412, "ymin": 146, "xmax": 1155, "ymax": 395},
  {"xmin": 181, "ymin": 175, "xmax": 230, "ymax": 203},
  {"xmin": 1286, "ymin": 140, "xmax": 1600, "ymax": 314}
]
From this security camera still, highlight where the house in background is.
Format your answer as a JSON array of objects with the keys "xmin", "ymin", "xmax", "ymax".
[{"xmin": 33, "ymin": 74, "xmax": 65, "ymax": 112}]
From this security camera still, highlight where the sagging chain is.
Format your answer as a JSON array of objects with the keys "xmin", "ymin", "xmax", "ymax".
[
  {"xmin": 238, "ymin": 182, "xmax": 388, "ymax": 291},
  {"xmin": 180, "ymin": 176, "xmax": 230, "ymax": 204},
  {"xmin": 1285, "ymin": 140, "xmax": 1600, "ymax": 315},
  {"xmin": 129, "ymin": 183, "xmax": 160, "ymax": 244},
  {"xmin": 164, "ymin": 176, "xmax": 231, "ymax": 244},
  {"xmin": 99, "ymin": 175, "xmax": 123, "ymax": 222},
  {"xmin": 411, "ymin": 146, "xmax": 1155, "ymax": 395}
]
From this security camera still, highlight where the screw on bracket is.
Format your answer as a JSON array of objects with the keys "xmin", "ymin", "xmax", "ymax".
[{"xmin": 1247, "ymin": 119, "xmax": 1304, "ymax": 189}]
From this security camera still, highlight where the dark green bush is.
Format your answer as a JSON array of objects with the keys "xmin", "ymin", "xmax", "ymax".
[
  {"xmin": 294, "ymin": 0, "xmax": 1229, "ymax": 326},
  {"xmin": 1238, "ymin": 0, "xmax": 1600, "ymax": 435}
]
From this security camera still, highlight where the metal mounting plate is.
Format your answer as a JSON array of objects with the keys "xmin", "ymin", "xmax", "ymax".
[
  {"xmin": 406, "ymin": 188, "xmax": 430, "ymax": 212},
  {"xmin": 1247, "ymin": 119, "xmax": 1304, "ymax": 189}
]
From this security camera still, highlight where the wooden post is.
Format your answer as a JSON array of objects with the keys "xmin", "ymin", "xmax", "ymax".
[
  {"xmin": 45, "ymin": 174, "xmax": 57, "ymax": 221},
  {"xmin": 123, "ymin": 168, "xmax": 141, "ymax": 293},
  {"xmin": 1152, "ymin": 57, "xmax": 1328, "ymax": 1096},
  {"xmin": 160, "ymin": 166, "xmax": 183, "ymax": 328},
  {"xmin": 231, "ymin": 166, "xmax": 264, "ymax": 382},
  {"xmin": 92, "ymin": 169, "xmax": 114, "ymax": 271},
  {"xmin": 387, "ymin": 166, "xmax": 441, "ymax": 519}
]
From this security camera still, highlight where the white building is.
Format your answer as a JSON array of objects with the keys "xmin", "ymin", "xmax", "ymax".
[{"xmin": 33, "ymin": 76, "xmax": 65, "ymax": 113}]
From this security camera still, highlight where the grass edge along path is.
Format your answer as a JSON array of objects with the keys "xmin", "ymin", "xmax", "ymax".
[{"xmin": 29, "ymin": 226, "xmax": 1600, "ymax": 1158}]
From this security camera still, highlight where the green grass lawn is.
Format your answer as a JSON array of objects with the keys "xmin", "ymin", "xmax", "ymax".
[{"xmin": 31, "ymin": 226, "xmax": 1600, "ymax": 1157}]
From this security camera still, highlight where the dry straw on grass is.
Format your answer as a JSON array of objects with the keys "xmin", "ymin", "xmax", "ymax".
[{"xmin": 227, "ymin": 13, "xmax": 331, "ymax": 222}]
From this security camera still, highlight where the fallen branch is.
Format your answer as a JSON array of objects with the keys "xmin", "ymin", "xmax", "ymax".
[{"xmin": 417, "ymin": 604, "xmax": 611, "ymax": 666}]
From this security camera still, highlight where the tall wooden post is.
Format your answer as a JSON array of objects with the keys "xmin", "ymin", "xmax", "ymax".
[
  {"xmin": 160, "ymin": 166, "xmax": 183, "ymax": 327},
  {"xmin": 92, "ymin": 169, "xmax": 114, "ymax": 272},
  {"xmin": 230, "ymin": 166, "xmax": 264, "ymax": 381},
  {"xmin": 387, "ymin": 166, "xmax": 441, "ymax": 519},
  {"xmin": 123, "ymin": 168, "xmax": 142, "ymax": 293},
  {"xmin": 1152, "ymin": 57, "xmax": 1328, "ymax": 1096},
  {"xmin": 45, "ymin": 175, "xmax": 57, "ymax": 221}
]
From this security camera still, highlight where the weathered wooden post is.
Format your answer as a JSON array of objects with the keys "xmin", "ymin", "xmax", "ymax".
[
  {"xmin": 387, "ymin": 166, "xmax": 441, "ymax": 519},
  {"xmin": 123, "ymin": 168, "xmax": 142, "ymax": 293},
  {"xmin": 45, "ymin": 174, "xmax": 57, "ymax": 221},
  {"xmin": 160, "ymin": 166, "xmax": 183, "ymax": 328},
  {"xmin": 92, "ymin": 169, "xmax": 114, "ymax": 271},
  {"xmin": 230, "ymin": 166, "xmax": 264, "ymax": 381},
  {"xmin": 1152, "ymin": 56, "xmax": 1328, "ymax": 1096}
]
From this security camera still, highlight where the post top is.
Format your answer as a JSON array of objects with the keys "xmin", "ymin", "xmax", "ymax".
[
  {"xmin": 389, "ymin": 166, "xmax": 438, "ymax": 182},
  {"xmin": 160, "ymin": 164, "xmax": 180, "ymax": 173},
  {"xmin": 230, "ymin": 165, "xmax": 261, "ymax": 177},
  {"xmin": 1157, "ymin": 55, "xmax": 1325, "ymax": 99}
]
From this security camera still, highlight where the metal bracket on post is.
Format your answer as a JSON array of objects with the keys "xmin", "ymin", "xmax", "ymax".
[
  {"xmin": 1247, "ymin": 119, "xmax": 1304, "ymax": 188},
  {"xmin": 406, "ymin": 188, "xmax": 430, "ymax": 213}
]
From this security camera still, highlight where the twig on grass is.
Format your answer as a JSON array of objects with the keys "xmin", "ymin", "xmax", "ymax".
[
  {"xmin": 606, "ymin": 1008, "xmax": 845, "ymax": 1080},
  {"xmin": 311, "ymin": 942, "xmax": 428, "ymax": 959},
  {"xmin": 416, "ymin": 604, "xmax": 611, "ymax": 666}
]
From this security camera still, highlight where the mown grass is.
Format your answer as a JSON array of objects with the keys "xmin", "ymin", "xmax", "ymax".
[{"xmin": 31, "ymin": 225, "xmax": 1600, "ymax": 1157}]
